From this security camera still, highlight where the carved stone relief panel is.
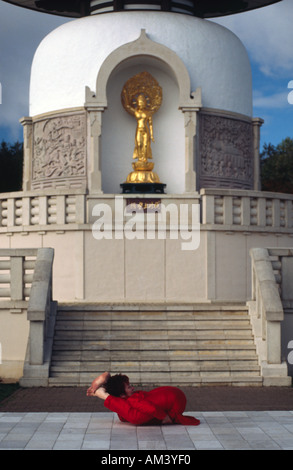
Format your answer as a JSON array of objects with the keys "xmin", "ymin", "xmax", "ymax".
[
  {"xmin": 199, "ymin": 113, "xmax": 254, "ymax": 190},
  {"xmin": 32, "ymin": 113, "xmax": 87, "ymax": 189}
]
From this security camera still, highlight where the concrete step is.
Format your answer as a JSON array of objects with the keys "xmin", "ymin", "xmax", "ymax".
[
  {"xmin": 52, "ymin": 340, "xmax": 257, "ymax": 350},
  {"xmin": 49, "ymin": 362, "xmax": 261, "ymax": 376},
  {"xmin": 48, "ymin": 372, "xmax": 263, "ymax": 387},
  {"xmin": 49, "ymin": 306, "xmax": 262, "ymax": 386}
]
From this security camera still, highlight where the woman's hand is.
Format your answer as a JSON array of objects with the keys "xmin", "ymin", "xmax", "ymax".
[
  {"xmin": 162, "ymin": 414, "xmax": 173, "ymax": 424},
  {"xmin": 94, "ymin": 387, "xmax": 110, "ymax": 401}
]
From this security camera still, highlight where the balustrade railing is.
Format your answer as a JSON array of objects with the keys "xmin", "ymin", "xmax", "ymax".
[
  {"xmin": 0, "ymin": 248, "xmax": 57, "ymax": 386},
  {"xmin": 0, "ymin": 249, "xmax": 38, "ymax": 307},
  {"xmin": 201, "ymin": 189, "xmax": 293, "ymax": 230},
  {"xmin": 1, "ymin": 188, "xmax": 293, "ymax": 233},
  {"xmin": 249, "ymin": 247, "xmax": 291, "ymax": 385},
  {"xmin": 267, "ymin": 248, "xmax": 293, "ymax": 311},
  {"xmin": 0, "ymin": 190, "xmax": 86, "ymax": 230},
  {"xmin": 25, "ymin": 247, "xmax": 56, "ymax": 369}
]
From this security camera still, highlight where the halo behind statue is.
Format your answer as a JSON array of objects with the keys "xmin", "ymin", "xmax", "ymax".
[{"xmin": 121, "ymin": 71, "xmax": 162, "ymax": 116}]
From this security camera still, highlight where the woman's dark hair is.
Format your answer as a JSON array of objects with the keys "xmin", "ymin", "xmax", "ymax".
[{"xmin": 104, "ymin": 374, "xmax": 129, "ymax": 397}]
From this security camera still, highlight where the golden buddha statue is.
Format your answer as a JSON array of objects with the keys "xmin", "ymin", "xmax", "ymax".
[{"xmin": 121, "ymin": 72, "xmax": 163, "ymax": 185}]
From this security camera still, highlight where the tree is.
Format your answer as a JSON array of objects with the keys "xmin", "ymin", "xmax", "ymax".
[
  {"xmin": 260, "ymin": 137, "xmax": 293, "ymax": 194},
  {"xmin": 0, "ymin": 141, "xmax": 23, "ymax": 193}
]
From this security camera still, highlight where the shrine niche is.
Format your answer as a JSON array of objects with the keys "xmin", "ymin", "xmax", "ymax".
[
  {"xmin": 199, "ymin": 113, "xmax": 254, "ymax": 190},
  {"xmin": 32, "ymin": 113, "xmax": 87, "ymax": 190}
]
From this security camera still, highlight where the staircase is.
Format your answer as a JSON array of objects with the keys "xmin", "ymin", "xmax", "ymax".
[{"xmin": 48, "ymin": 304, "xmax": 263, "ymax": 387}]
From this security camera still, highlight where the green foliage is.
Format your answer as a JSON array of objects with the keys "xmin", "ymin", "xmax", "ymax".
[
  {"xmin": 260, "ymin": 137, "xmax": 293, "ymax": 194},
  {"xmin": 0, "ymin": 141, "xmax": 23, "ymax": 193}
]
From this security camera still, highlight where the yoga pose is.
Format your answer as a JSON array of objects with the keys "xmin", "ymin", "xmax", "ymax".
[{"xmin": 87, "ymin": 372, "xmax": 200, "ymax": 426}]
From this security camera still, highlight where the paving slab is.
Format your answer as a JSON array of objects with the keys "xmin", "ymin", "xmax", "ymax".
[
  {"xmin": 1, "ymin": 410, "xmax": 293, "ymax": 450},
  {"xmin": 0, "ymin": 385, "xmax": 293, "ymax": 453}
]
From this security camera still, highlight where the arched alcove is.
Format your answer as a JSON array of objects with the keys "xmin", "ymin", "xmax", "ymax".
[
  {"xmin": 101, "ymin": 59, "xmax": 185, "ymax": 194},
  {"xmin": 85, "ymin": 29, "xmax": 202, "ymax": 194}
]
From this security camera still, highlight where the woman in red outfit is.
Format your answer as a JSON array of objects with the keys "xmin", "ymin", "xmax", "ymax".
[{"xmin": 86, "ymin": 372, "xmax": 200, "ymax": 426}]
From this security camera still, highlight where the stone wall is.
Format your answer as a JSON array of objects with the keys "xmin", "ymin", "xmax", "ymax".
[
  {"xmin": 0, "ymin": 189, "xmax": 292, "ymax": 304},
  {"xmin": 21, "ymin": 105, "xmax": 261, "ymax": 194}
]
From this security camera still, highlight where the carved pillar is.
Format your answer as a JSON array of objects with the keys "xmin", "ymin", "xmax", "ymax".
[
  {"xmin": 180, "ymin": 88, "xmax": 202, "ymax": 194},
  {"xmin": 20, "ymin": 117, "xmax": 33, "ymax": 191},
  {"xmin": 252, "ymin": 117, "xmax": 264, "ymax": 191},
  {"xmin": 86, "ymin": 107, "xmax": 105, "ymax": 194},
  {"xmin": 85, "ymin": 85, "xmax": 106, "ymax": 194},
  {"xmin": 182, "ymin": 109, "xmax": 200, "ymax": 193}
]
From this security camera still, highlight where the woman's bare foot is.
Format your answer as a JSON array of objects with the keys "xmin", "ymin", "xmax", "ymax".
[{"xmin": 86, "ymin": 371, "xmax": 110, "ymax": 396}]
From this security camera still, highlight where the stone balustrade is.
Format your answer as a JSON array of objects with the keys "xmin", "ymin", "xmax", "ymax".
[
  {"xmin": 267, "ymin": 248, "xmax": 293, "ymax": 311},
  {"xmin": 20, "ymin": 247, "xmax": 57, "ymax": 386},
  {"xmin": 0, "ymin": 248, "xmax": 38, "ymax": 308},
  {"xmin": 0, "ymin": 190, "xmax": 86, "ymax": 230},
  {"xmin": 249, "ymin": 247, "xmax": 291, "ymax": 386},
  {"xmin": 201, "ymin": 189, "xmax": 293, "ymax": 231},
  {"xmin": 1, "ymin": 188, "xmax": 293, "ymax": 234},
  {"xmin": 0, "ymin": 248, "xmax": 57, "ymax": 386}
]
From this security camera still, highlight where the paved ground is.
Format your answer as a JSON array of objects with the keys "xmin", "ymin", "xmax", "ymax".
[
  {"xmin": 0, "ymin": 386, "xmax": 293, "ymax": 451},
  {"xmin": 1, "ymin": 410, "xmax": 293, "ymax": 451},
  {"xmin": 1, "ymin": 385, "xmax": 293, "ymax": 412}
]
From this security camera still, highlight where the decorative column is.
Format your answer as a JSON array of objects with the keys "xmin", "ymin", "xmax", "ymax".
[
  {"xmin": 20, "ymin": 117, "xmax": 33, "ymax": 191},
  {"xmin": 180, "ymin": 88, "xmax": 202, "ymax": 193},
  {"xmin": 87, "ymin": 108, "xmax": 104, "ymax": 194},
  {"xmin": 182, "ymin": 110, "xmax": 198, "ymax": 193},
  {"xmin": 252, "ymin": 117, "xmax": 264, "ymax": 191},
  {"xmin": 85, "ymin": 87, "xmax": 105, "ymax": 194}
]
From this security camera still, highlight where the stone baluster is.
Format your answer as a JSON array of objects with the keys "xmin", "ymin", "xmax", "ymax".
[
  {"xmin": 201, "ymin": 191, "xmax": 215, "ymax": 224},
  {"xmin": 223, "ymin": 196, "xmax": 233, "ymax": 225},
  {"xmin": 10, "ymin": 255, "xmax": 24, "ymax": 301}
]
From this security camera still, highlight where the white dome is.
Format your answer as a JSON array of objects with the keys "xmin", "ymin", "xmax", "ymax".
[{"xmin": 29, "ymin": 12, "xmax": 252, "ymax": 117}]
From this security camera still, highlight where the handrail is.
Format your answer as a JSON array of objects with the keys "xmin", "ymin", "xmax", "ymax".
[
  {"xmin": 249, "ymin": 247, "xmax": 290, "ymax": 385},
  {"xmin": 250, "ymin": 248, "xmax": 283, "ymax": 361},
  {"xmin": 26, "ymin": 247, "xmax": 55, "ymax": 366},
  {"xmin": 0, "ymin": 248, "xmax": 57, "ymax": 386}
]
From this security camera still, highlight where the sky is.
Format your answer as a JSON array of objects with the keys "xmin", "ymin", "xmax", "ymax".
[{"xmin": 0, "ymin": 0, "xmax": 292, "ymax": 150}]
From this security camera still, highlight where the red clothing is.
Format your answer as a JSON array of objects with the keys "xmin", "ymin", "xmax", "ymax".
[{"xmin": 104, "ymin": 386, "xmax": 200, "ymax": 426}]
